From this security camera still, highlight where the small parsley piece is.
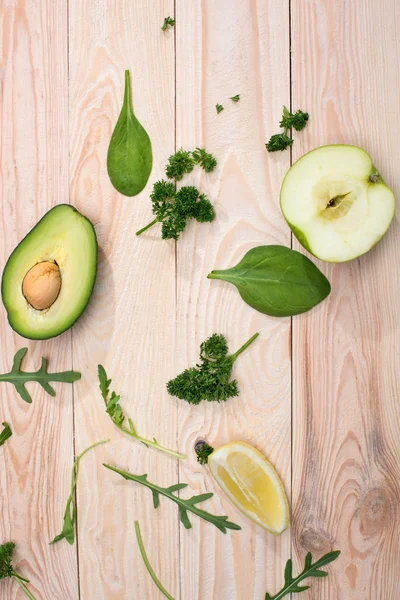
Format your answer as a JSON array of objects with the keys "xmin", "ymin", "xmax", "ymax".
[
  {"xmin": 161, "ymin": 16, "xmax": 175, "ymax": 31},
  {"xmin": 191, "ymin": 147, "xmax": 217, "ymax": 173},
  {"xmin": 266, "ymin": 106, "xmax": 309, "ymax": 152},
  {"xmin": 0, "ymin": 542, "xmax": 37, "ymax": 599},
  {"xmin": 265, "ymin": 551, "xmax": 341, "ymax": 599},
  {"xmin": 279, "ymin": 106, "xmax": 309, "ymax": 132},
  {"xmin": 50, "ymin": 439, "xmax": 109, "ymax": 545},
  {"xmin": 216, "ymin": 104, "xmax": 224, "ymax": 114},
  {"xmin": 0, "ymin": 422, "xmax": 12, "ymax": 447},
  {"xmin": 165, "ymin": 148, "xmax": 195, "ymax": 181},
  {"xmin": 265, "ymin": 133, "xmax": 294, "ymax": 152},
  {"xmin": 135, "ymin": 521, "xmax": 174, "ymax": 600},
  {"xmin": 104, "ymin": 464, "xmax": 241, "ymax": 533},
  {"xmin": 0, "ymin": 348, "xmax": 81, "ymax": 404},
  {"xmin": 167, "ymin": 332, "xmax": 259, "ymax": 405},
  {"xmin": 98, "ymin": 365, "xmax": 185, "ymax": 459},
  {"xmin": 230, "ymin": 94, "xmax": 240, "ymax": 102},
  {"xmin": 194, "ymin": 440, "xmax": 214, "ymax": 465}
]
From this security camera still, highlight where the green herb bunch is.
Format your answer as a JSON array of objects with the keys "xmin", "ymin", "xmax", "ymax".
[
  {"xmin": 0, "ymin": 542, "xmax": 37, "ymax": 599},
  {"xmin": 136, "ymin": 148, "xmax": 217, "ymax": 240},
  {"xmin": 167, "ymin": 332, "xmax": 259, "ymax": 404},
  {"xmin": 266, "ymin": 106, "xmax": 309, "ymax": 152}
]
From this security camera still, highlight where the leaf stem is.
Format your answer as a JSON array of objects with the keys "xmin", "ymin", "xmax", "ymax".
[
  {"xmin": 136, "ymin": 218, "xmax": 158, "ymax": 236},
  {"xmin": 230, "ymin": 332, "xmax": 259, "ymax": 362},
  {"xmin": 115, "ymin": 422, "xmax": 186, "ymax": 460},
  {"xmin": 124, "ymin": 70, "xmax": 131, "ymax": 107},
  {"xmin": 13, "ymin": 574, "xmax": 37, "ymax": 600},
  {"xmin": 134, "ymin": 521, "xmax": 175, "ymax": 600}
]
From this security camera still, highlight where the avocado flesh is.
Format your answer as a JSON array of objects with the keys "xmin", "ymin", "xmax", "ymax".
[{"xmin": 1, "ymin": 204, "xmax": 97, "ymax": 340}]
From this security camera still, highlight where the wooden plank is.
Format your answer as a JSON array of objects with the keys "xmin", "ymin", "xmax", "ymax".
[
  {"xmin": 68, "ymin": 1, "xmax": 178, "ymax": 598},
  {"xmin": 175, "ymin": 1, "xmax": 291, "ymax": 598},
  {"xmin": 291, "ymin": 0, "xmax": 400, "ymax": 598},
  {"xmin": 0, "ymin": 1, "xmax": 77, "ymax": 599}
]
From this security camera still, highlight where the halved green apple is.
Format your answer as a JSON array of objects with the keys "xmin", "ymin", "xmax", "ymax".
[{"xmin": 280, "ymin": 145, "xmax": 396, "ymax": 262}]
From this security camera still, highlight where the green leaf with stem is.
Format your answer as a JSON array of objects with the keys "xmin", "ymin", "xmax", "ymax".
[
  {"xmin": 107, "ymin": 70, "xmax": 153, "ymax": 196},
  {"xmin": 135, "ymin": 521, "xmax": 175, "ymax": 600},
  {"xmin": 230, "ymin": 94, "xmax": 240, "ymax": 102},
  {"xmin": 0, "ymin": 422, "xmax": 12, "ymax": 447},
  {"xmin": 0, "ymin": 348, "xmax": 81, "ymax": 404},
  {"xmin": 50, "ymin": 439, "xmax": 109, "ymax": 545},
  {"xmin": 216, "ymin": 104, "xmax": 224, "ymax": 114},
  {"xmin": 0, "ymin": 542, "xmax": 37, "ymax": 599},
  {"xmin": 98, "ymin": 365, "xmax": 185, "ymax": 460},
  {"xmin": 104, "ymin": 464, "xmax": 241, "ymax": 534},
  {"xmin": 265, "ymin": 551, "xmax": 341, "ymax": 599}
]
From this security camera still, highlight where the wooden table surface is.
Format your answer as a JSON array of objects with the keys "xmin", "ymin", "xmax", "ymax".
[{"xmin": 1, "ymin": 1, "xmax": 399, "ymax": 599}]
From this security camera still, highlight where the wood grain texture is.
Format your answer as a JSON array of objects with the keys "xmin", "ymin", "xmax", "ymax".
[
  {"xmin": 291, "ymin": 1, "xmax": 400, "ymax": 598},
  {"xmin": 68, "ymin": 1, "xmax": 178, "ymax": 598},
  {"xmin": 1, "ymin": 0, "xmax": 400, "ymax": 598},
  {"xmin": 175, "ymin": 1, "xmax": 291, "ymax": 598},
  {"xmin": 0, "ymin": 1, "xmax": 78, "ymax": 599}
]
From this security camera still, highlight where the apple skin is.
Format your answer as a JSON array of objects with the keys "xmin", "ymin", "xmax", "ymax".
[{"xmin": 280, "ymin": 145, "xmax": 396, "ymax": 263}]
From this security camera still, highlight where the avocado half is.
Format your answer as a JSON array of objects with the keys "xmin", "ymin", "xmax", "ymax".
[{"xmin": 1, "ymin": 204, "xmax": 97, "ymax": 340}]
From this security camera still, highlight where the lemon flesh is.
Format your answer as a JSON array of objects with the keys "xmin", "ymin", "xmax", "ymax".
[{"xmin": 208, "ymin": 442, "xmax": 289, "ymax": 534}]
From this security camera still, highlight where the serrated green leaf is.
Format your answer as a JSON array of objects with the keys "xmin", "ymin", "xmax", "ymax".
[{"xmin": 0, "ymin": 348, "xmax": 81, "ymax": 404}]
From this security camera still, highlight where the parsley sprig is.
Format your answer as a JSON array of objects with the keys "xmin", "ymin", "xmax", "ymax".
[
  {"xmin": 167, "ymin": 332, "xmax": 259, "ymax": 405},
  {"xmin": 136, "ymin": 148, "xmax": 216, "ymax": 239},
  {"xmin": 104, "ymin": 464, "xmax": 241, "ymax": 533},
  {"xmin": 0, "ymin": 542, "xmax": 36, "ymax": 599},
  {"xmin": 266, "ymin": 106, "xmax": 309, "ymax": 152},
  {"xmin": 265, "ymin": 551, "xmax": 341, "ymax": 599},
  {"xmin": 0, "ymin": 348, "xmax": 81, "ymax": 403},
  {"xmin": 98, "ymin": 365, "xmax": 185, "ymax": 459}
]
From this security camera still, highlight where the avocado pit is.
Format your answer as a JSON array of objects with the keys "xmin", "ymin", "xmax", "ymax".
[{"xmin": 22, "ymin": 261, "xmax": 61, "ymax": 310}]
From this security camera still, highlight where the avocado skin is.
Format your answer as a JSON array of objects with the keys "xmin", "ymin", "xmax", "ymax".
[{"xmin": 1, "ymin": 204, "xmax": 98, "ymax": 340}]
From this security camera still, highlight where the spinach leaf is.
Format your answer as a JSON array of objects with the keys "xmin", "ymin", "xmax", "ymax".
[
  {"xmin": 208, "ymin": 245, "xmax": 330, "ymax": 317},
  {"xmin": 107, "ymin": 70, "xmax": 153, "ymax": 196}
]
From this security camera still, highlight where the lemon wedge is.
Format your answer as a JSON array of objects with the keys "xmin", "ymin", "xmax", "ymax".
[{"xmin": 208, "ymin": 441, "xmax": 289, "ymax": 534}]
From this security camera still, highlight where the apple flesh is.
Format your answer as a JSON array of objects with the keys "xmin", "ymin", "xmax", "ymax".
[{"xmin": 280, "ymin": 145, "xmax": 396, "ymax": 262}]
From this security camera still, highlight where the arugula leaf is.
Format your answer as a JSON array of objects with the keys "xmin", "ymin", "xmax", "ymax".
[
  {"xmin": 104, "ymin": 464, "xmax": 241, "ymax": 533},
  {"xmin": 208, "ymin": 245, "xmax": 331, "ymax": 317},
  {"xmin": 0, "ymin": 348, "xmax": 81, "ymax": 403},
  {"xmin": 216, "ymin": 104, "xmax": 224, "ymax": 114},
  {"xmin": 167, "ymin": 333, "xmax": 259, "ymax": 405},
  {"xmin": 0, "ymin": 542, "xmax": 37, "ymax": 599},
  {"xmin": 161, "ymin": 16, "xmax": 175, "ymax": 31},
  {"xmin": 107, "ymin": 70, "xmax": 153, "ymax": 196},
  {"xmin": 135, "ymin": 521, "xmax": 175, "ymax": 600},
  {"xmin": 50, "ymin": 439, "xmax": 109, "ymax": 545},
  {"xmin": 265, "ymin": 551, "xmax": 341, "ymax": 599},
  {"xmin": 0, "ymin": 422, "xmax": 12, "ymax": 447},
  {"xmin": 98, "ymin": 366, "xmax": 185, "ymax": 459},
  {"xmin": 230, "ymin": 94, "xmax": 240, "ymax": 102}
]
